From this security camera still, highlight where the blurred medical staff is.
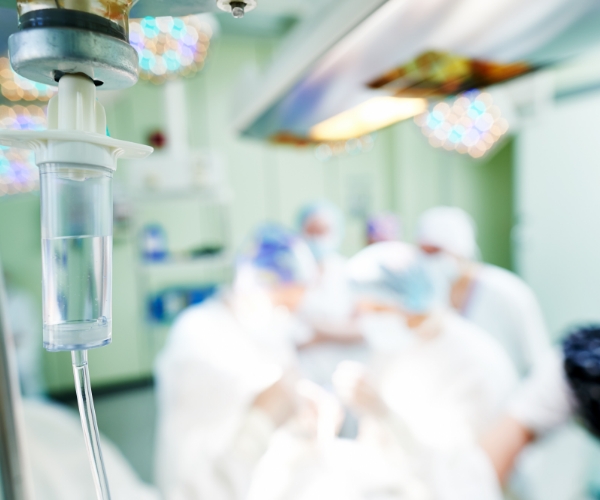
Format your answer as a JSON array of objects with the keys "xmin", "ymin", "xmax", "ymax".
[
  {"xmin": 296, "ymin": 201, "xmax": 365, "ymax": 388},
  {"xmin": 417, "ymin": 206, "xmax": 550, "ymax": 376},
  {"xmin": 332, "ymin": 242, "xmax": 517, "ymax": 500},
  {"xmin": 481, "ymin": 325, "xmax": 600, "ymax": 493},
  {"xmin": 366, "ymin": 212, "xmax": 402, "ymax": 245},
  {"xmin": 23, "ymin": 400, "xmax": 159, "ymax": 500},
  {"xmin": 154, "ymin": 224, "xmax": 320, "ymax": 500}
]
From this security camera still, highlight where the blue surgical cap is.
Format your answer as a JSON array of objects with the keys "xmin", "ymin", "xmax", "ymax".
[
  {"xmin": 380, "ymin": 262, "xmax": 436, "ymax": 314},
  {"xmin": 367, "ymin": 212, "xmax": 402, "ymax": 243},
  {"xmin": 236, "ymin": 223, "xmax": 317, "ymax": 289},
  {"xmin": 348, "ymin": 242, "xmax": 444, "ymax": 314},
  {"xmin": 297, "ymin": 201, "xmax": 344, "ymax": 235}
]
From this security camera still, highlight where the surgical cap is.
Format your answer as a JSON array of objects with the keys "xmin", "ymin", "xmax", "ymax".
[
  {"xmin": 297, "ymin": 201, "xmax": 344, "ymax": 237},
  {"xmin": 367, "ymin": 212, "xmax": 402, "ymax": 243},
  {"xmin": 563, "ymin": 325, "xmax": 600, "ymax": 439},
  {"xmin": 236, "ymin": 223, "xmax": 318, "ymax": 291},
  {"xmin": 297, "ymin": 201, "xmax": 345, "ymax": 260},
  {"xmin": 347, "ymin": 242, "xmax": 442, "ymax": 314},
  {"xmin": 416, "ymin": 206, "xmax": 479, "ymax": 260}
]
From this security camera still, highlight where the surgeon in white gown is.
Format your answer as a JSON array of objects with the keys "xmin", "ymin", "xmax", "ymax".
[
  {"xmin": 248, "ymin": 242, "xmax": 517, "ymax": 500},
  {"xmin": 333, "ymin": 242, "xmax": 518, "ymax": 500},
  {"xmin": 481, "ymin": 326, "xmax": 600, "ymax": 500},
  {"xmin": 295, "ymin": 202, "xmax": 366, "ymax": 389},
  {"xmin": 154, "ymin": 223, "xmax": 324, "ymax": 500},
  {"xmin": 416, "ymin": 206, "xmax": 551, "ymax": 377}
]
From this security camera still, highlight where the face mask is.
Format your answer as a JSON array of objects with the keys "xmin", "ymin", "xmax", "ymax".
[
  {"xmin": 417, "ymin": 253, "xmax": 459, "ymax": 309},
  {"xmin": 420, "ymin": 253, "xmax": 460, "ymax": 283},
  {"xmin": 306, "ymin": 234, "xmax": 338, "ymax": 261}
]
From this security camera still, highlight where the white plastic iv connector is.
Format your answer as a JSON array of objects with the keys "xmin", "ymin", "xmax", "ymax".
[
  {"xmin": 0, "ymin": 74, "xmax": 152, "ymax": 169},
  {"xmin": 0, "ymin": 74, "xmax": 152, "ymax": 353}
]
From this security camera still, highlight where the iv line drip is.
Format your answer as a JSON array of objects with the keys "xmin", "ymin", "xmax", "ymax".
[
  {"xmin": 0, "ymin": 74, "xmax": 150, "ymax": 500},
  {"xmin": 72, "ymin": 350, "xmax": 111, "ymax": 500}
]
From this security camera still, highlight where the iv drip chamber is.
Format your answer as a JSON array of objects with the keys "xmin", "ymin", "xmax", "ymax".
[
  {"xmin": 40, "ymin": 163, "xmax": 114, "ymax": 351},
  {"xmin": 0, "ymin": 73, "xmax": 152, "ymax": 351}
]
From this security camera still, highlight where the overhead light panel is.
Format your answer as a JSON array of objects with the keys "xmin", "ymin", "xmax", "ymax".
[
  {"xmin": 368, "ymin": 51, "xmax": 534, "ymax": 98},
  {"xmin": 310, "ymin": 96, "xmax": 427, "ymax": 142}
]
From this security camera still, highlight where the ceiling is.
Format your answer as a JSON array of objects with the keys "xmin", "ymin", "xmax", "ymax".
[
  {"xmin": 232, "ymin": 0, "xmax": 600, "ymax": 141},
  {"xmin": 0, "ymin": 0, "xmax": 329, "ymax": 57}
]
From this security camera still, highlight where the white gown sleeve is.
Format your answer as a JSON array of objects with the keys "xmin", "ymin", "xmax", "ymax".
[
  {"xmin": 212, "ymin": 408, "xmax": 276, "ymax": 500},
  {"xmin": 507, "ymin": 350, "xmax": 575, "ymax": 436},
  {"xmin": 512, "ymin": 282, "xmax": 552, "ymax": 373},
  {"xmin": 23, "ymin": 400, "xmax": 159, "ymax": 500},
  {"xmin": 427, "ymin": 444, "xmax": 504, "ymax": 500}
]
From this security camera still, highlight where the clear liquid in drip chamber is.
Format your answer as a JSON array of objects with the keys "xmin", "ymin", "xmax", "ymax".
[{"xmin": 40, "ymin": 163, "xmax": 113, "ymax": 351}]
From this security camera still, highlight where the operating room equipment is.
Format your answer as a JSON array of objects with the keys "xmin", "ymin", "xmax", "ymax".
[
  {"xmin": 1, "ymin": 69, "xmax": 152, "ymax": 500},
  {"xmin": 0, "ymin": 259, "xmax": 34, "ymax": 500},
  {"xmin": 0, "ymin": 1, "xmax": 258, "ymax": 498}
]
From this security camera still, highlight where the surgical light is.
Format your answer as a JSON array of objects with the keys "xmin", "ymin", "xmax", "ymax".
[
  {"xmin": 0, "ymin": 57, "xmax": 57, "ymax": 102},
  {"xmin": 0, "ymin": 105, "xmax": 46, "ymax": 196},
  {"xmin": 310, "ymin": 96, "xmax": 428, "ymax": 142},
  {"xmin": 129, "ymin": 15, "xmax": 214, "ymax": 84},
  {"xmin": 415, "ymin": 91, "xmax": 509, "ymax": 158}
]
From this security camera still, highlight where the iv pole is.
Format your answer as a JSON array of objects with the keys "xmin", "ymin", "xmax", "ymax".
[{"xmin": 0, "ymin": 258, "xmax": 33, "ymax": 500}]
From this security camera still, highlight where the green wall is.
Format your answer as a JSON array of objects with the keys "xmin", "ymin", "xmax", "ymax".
[
  {"xmin": 391, "ymin": 121, "xmax": 514, "ymax": 269},
  {"xmin": 0, "ymin": 34, "xmax": 514, "ymax": 392}
]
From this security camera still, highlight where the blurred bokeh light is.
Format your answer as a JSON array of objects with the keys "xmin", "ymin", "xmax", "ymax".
[
  {"xmin": 0, "ymin": 105, "xmax": 46, "ymax": 196},
  {"xmin": 314, "ymin": 135, "xmax": 375, "ymax": 162},
  {"xmin": 129, "ymin": 15, "xmax": 214, "ymax": 84},
  {"xmin": 415, "ymin": 91, "xmax": 509, "ymax": 158},
  {"xmin": 0, "ymin": 57, "xmax": 56, "ymax": 102}
]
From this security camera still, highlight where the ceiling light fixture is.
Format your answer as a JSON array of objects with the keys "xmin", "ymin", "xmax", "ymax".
[
  {"xmin": 129, "ymin": 15, "xmax": 214, "ymax": 84},
  {"xmin": 310, "ymin": 96, "xmax": 427, "ymax": 142}
]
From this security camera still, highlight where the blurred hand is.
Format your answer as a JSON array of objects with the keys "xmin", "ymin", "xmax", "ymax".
[
  {"xmin": 479, "ymin": 416, "xmax": 534, "ymax": 485},
  {"xmin": 294, "ymin": 379, "xmax": 345, "ymax": 440},
  {"xmin": 297, "ymin": 326, "xmax": 363, "ymax": 349},
  {"xmin": 333, "ymin": 361, "xmax": 388, "ymax": 417},
  {"xmin": 356, "ymin": 299, "xmax": 398, "ymax": 314},
  {"xmin": 252, "ymin": 376, "xmax": 299, "ymax": 428}
]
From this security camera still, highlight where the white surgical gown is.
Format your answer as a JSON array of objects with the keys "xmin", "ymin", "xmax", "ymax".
[
  {"xmin": 461, "ymin": 265, "xmax": 550, "ymax": 376},
  {"xmin": 296, "ymin": 254, "xmax": 367, "ymax": 388},
  {"xmin": 154, "ymin": 296, "xmax": 297, "ymax": 500},
  {"xmin": 248, "ymin": 432, "xmax": 503, "ymax": 500},
  {"xmin": 23, "ymin": 399, "xmax": 159, "ymax": 500},
  {"xmin": 360, "ymin": 311, "xmax": 516, "ymax": 499},
  {"xmin": 249, "ymin": 311, "xmax": 516, "ymax": 500},
  {"xmin": 506, "ymin": 350, "xmax": 593, "ymax": 500},
  {"xmin": 366, "ymin": 311, "xmax": 518, "ymax": 450}
]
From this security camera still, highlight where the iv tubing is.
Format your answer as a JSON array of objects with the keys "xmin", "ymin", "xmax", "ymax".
[{"xmin": 71, "ymin": 350, "xmax": 112, "ymax": 500}]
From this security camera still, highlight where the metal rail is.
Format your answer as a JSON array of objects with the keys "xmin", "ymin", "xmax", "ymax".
[{"xmin": 0, "ymin": 259, "xmax": 33, "ymax": 500}]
